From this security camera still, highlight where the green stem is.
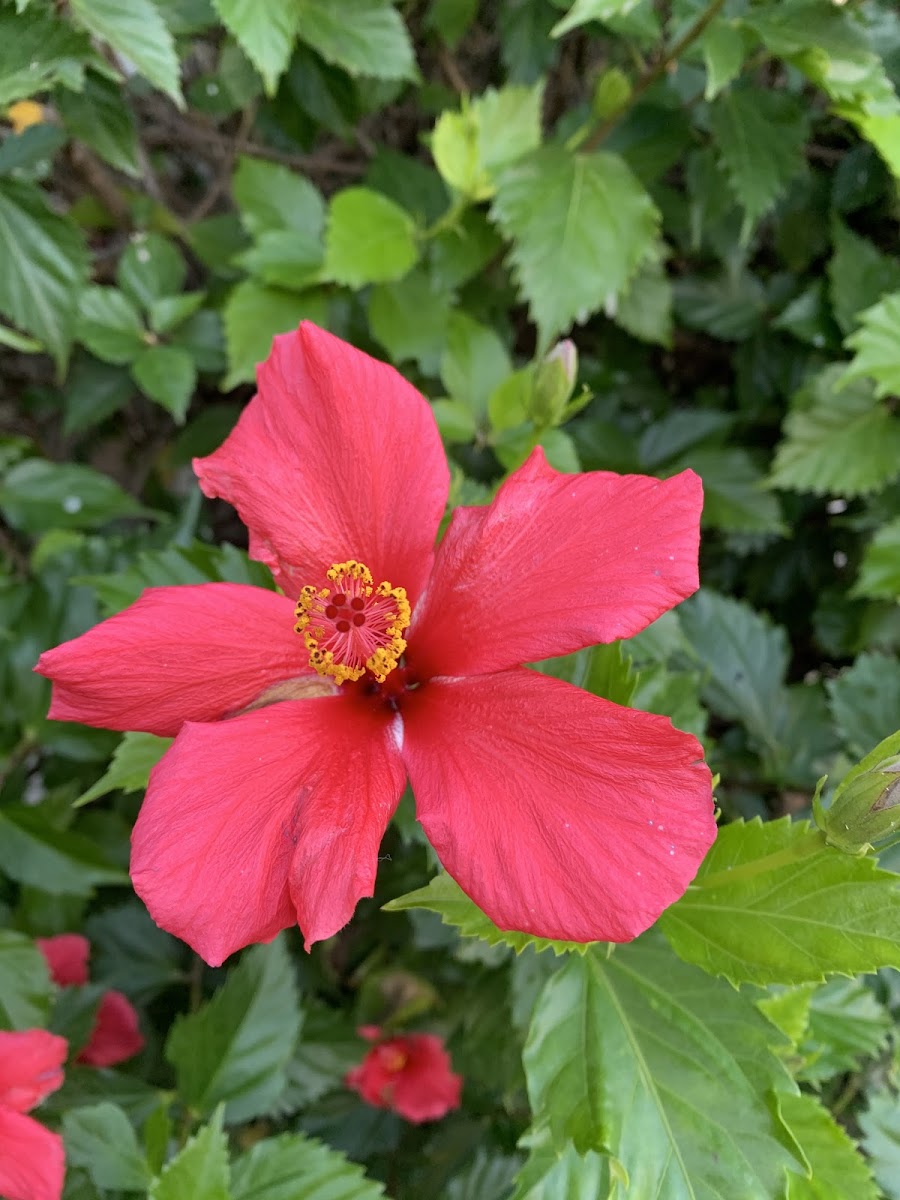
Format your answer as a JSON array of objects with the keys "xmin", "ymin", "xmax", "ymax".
[{"xmin": 582, "ymin": 0, "xmax": 728, "ymax": 152}]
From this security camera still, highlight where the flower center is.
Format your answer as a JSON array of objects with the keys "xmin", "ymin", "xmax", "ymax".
[{"xmin": 294, "ymin": 559, "xmax": 411, "ymax": 685}]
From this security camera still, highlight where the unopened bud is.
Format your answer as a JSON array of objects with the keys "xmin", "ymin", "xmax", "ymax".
[
  {"xmin": 592, "ymin": 68, "xmax": 632, "ymax": 121},
  {"xmin": 818, "ymin": 731, "xmax": 900, "ymax": 855},
  {"xmin": 529, "ymin": 340, "xmax": 578, "ymax": 428}
]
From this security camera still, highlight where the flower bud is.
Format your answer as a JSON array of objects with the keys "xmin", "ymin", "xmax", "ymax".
[
  {"xmin": 818, "ymin": 732, "xmax": 900, "ymax": 855},
  {"xmin": 529, "ymin": 340, "xmax": 578, "ymax": 428}
]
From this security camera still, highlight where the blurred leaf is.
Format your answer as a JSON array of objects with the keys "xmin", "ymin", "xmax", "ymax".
[
  {"xmin": 86, "ymin": 902, "xmax": 184, "ymax": 1000},
  {"xmin": 523, "ymin": 937, "xmax": 800, "ymax": 1193},
  {"xmin": 710, "ymin": 87, "xmax": 809, "ymax": 227},
  {"xmin": 295, "ymin": 0, "xmax": 416, "ymax": 80},
  {"xmin": 0, "ymin": 459, "xmax": 147, "ymax": 534},
  {"xmin": 0, "ymin": 930, "xmax": 52, "ymax": 1030},
  {"xmin": 432, "ymin": 84, "xmax": 543, "ymax": 200},
  {"xmin": 853, "ymin": 516, "xmax": 900, "ymax": 600},
  {"xmin": 613, "ymin": 257, "xmax": 672, "ymax": 346},
  {"xmin": 676, "ymin": 447, "xmax": 785, "ymax": 536},
  {"xmin": 534, "ymin": 642, "xmax": 638, "ymax": 707},
  {"xmin": 860, "ymin": 1089, "xmax": 900, "ymax": 1200},
  {"xmin": 0, "ymin": 808, "xmax": 128, "ymax": 895},
  {"xmin": 166, "ymin": 937, "xmax": 301, "ymax": 1123},
  {"xmin": 0, "ymin": 179, "xmax": 88, "ymax": 371},
  {"xmin": 446, "ymin": 1150, "xmax": 520, "ymax": 1200},
  {"xmin": 63, "ymin": 1103, "xmax": 151, "ymax": 1193},
  {"xmin": 798, "ymin": 978, "xmax": 891, "ymax": 1084},
  {"xmin": 827, "ymin": 651, "xmax": 900, "ymax": 759},
  {"xmin": 131, "ymin": 345, "xmax": 197, "ymax": 422},
  {"xmin": 702, "ymin": 18, "xmax": 745, "ymax": 100},
  {"xmin": 117, "ymin": 234, "xmax": 187, "ymax": 311},
  {"xmin": 56, "ymin": 72, "xmax": 140, "ymax": 177},
  {"xmin": 844, "ymin": 291, "xmax": 900, "ymax": 400},
  {"xmin": 368, "ymin": 269, "xmax": 452, "ymax": 373},
  {"xmin": 150, "ymin": 1109, "xmax": 229, "ymax": 1200},
  {"xmin": 231, "ymin": 1132, "xmax": 386, "ymax": 1200},
  {"xmin": 232, "ymin": 156, "xmax": 325, "ymax": 240},
  {"xmin": 440, "ymin": 312, "xmax": 511, "ymax": 420},
  {"xmin": 385, "ymin": 873, "xmax": 589, "ymax": 955},
  {"xmin": 512, "ymin": 1127, "xmax": 610, "ymax": 1200},
  {"xmin": 69, "ymin": 0, "xmax": 183, "ymax": 106},
  {"xmin": 781, "ymin": 1091, "xmax": 877, "ymax": 1200},
  {"xmin": 222, "ymin": 280, "xmax": 328, "ymax": 389},
  {"xmin": 323, "ymin": 187, "xmax": 418, "ymax": 287},
  {"xmin": 491, "ymin": 147, "xmax": 659, "ymax": 345},
  {"xmin": 828, "ymin": 220, "xmax": 900, "ymax": 336},
  {"xmin": 660, "ymin": 817, "xmax": 900, "ymax": 985},
  {"xmin": 0, "ymin": 5, "xmax": 91, "ymax": 105},
  {"xmin": 211, "ymin": 0, "xmax": 300, "ymax": 94},
  {"xmin": 768, "ymin": 366, "xmax": 900, "ymax": 497},
  {"xmin": 551, "ymin": 0, "xmax": 643, "ymax": 37},
  {"xmin": 77, "ymin": 287, "xmax": 146, "ymax": 365},
  {"xmin": 673, "ymin": 271, "xmax": 766, "ymax": 341},
  {"xmin": 76, "ymin": 732, "xmax": 173, "ymax": 807},
  {"xmin": 62, "ymin": 355, "xmax": 134, "ymax": 436}
]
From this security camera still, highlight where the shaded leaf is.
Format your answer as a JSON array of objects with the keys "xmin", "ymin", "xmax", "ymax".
[{"xmin": 69, "ymin": 0, "xmax": 183, "ymax": 105}]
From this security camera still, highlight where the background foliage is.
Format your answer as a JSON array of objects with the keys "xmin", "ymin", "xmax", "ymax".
[{"xmin": 2, "ymin": 0, "xmax": 900, "ymax": 1196}]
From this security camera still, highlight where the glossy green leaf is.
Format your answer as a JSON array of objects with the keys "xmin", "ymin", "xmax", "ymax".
[
  {"xmin": 491, "ymin": 147, "xmax": 659, "ymax": 344},
  {"xmin": 0, "ymin": 808, "xmax": 128, "ymax": 895},
  {"xmin": 231, "ymin": 1132, "xmax": 386, "ymax": 1200},
  {"xmin": 131, "ymin": 345, "xmax": 197, "ymax": 422},
  {"xmin": 149, "ymin": 1109, "xmax": 229, "ymax": 1200},
  {"xmin": 222, "ymin": 279, "xmax": 328, "ymax": 388},
  {"xmin": 166, "ymin": 937, "xmax": 301, "ymax": 1123},
  {"xmin": 660, "ymin": 817, "xmax": 900, "ymax": 985},
  {"xmin": 782, "ymin": 1091, "xmax": 877, "ymax": 1200},
  {"xmin": 827, "ymin": 651, "xmax": 900, "ymax": 759},
  {"xmin": 63, "ymin": 1103, "xmax": 151, "ymax": 1193},
  {"xmin": 0, "ymin": 459, "xmax": 147, "ymax": 533},
  {"xmin": 76, "ymin": 732, "xmax": 173, "ymax": 807},
  {"xmin": 323, "ymin": 187, "xmax": 419, "ymax": 287},
  {"xmin": 512, "ymin": 1127, "xmax": 610, "ymax": 1200},
  {"xmin": 77, "ymin": 287, "xmax": 147, "ymax": 365},
  {"xmin": 69, "ymin": 0, "xmax": 183, "ymax": 105},
  {"xmin": 117, "ymin": 234, "xmax": 187, "ymax": 311},
  {"xmin": 523, "ymin": 937, "xmax": 801, "ymax": 1195}
]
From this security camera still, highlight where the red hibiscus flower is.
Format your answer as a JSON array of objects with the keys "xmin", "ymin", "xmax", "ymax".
[
  {"xmin": 346, "ymin": 1026, "xmax": 462, "ymax": 1123},
  {"xmin": 0, "ymin": 1029, "xmax": 67, "ymax": 1200},
  {"xmin": 37, "ymin": 934, "xmax": 144, "ymax": 1068},
  {"xmin": 37, "ymin": 322, "xmax": 716, "ymax": 966}
]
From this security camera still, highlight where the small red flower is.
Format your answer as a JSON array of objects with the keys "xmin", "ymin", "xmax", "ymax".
[
  {"xmin": 37, "ymin": 935, "xmax": 144, "ymax": 1068},
  {"xmin": 346, "ymin": 1026, "xmax": 462, "ymax": 1123},
  {"xmin": 0, "ymin": 1029, "xmax": 67, "ymax": 1200},
  {"xmin": 37, "ymin": 323, "xmax": 716, "ymax": 965}
]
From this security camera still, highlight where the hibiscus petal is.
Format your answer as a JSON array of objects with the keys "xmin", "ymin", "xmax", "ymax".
[
  {"xmin": 408, "ymin": 448, "xmax": 702, "ymax": 678},
  {"xmin": 392, "ymin": 1035, "xmax": 462, "ymax": 1123},
  {"xmin": 0, "ymin": 1109, "xmax": 65, "ymax": 1200},
  {"xmin": 402, "ymin": 669, "xmax": 716, "ymax": 943},
  {"xmin": 36, "ymin": 584, "xmax": 316, "ymax": 737},
  {"xmin": 194, "ymin": 323, "xmax": 449, "ymax": 604},
  {"xmin": 36, "ymin": 934, "xmax": 89, "ymax": 987},
  {"xmin": 131, "ymin": 697, "xmax": 405, "ymax": 965},
  {"xmin": 0, "ymin": 1031, "xmax": 67, "ymax": 1113},
  {"xmin": 78, "ymin": 991, "xmax": 144, "ymax": 1068}
]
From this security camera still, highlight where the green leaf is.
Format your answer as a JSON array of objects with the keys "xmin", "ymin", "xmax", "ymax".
[
  {"xmin": 131, "ymin": 345, "xmax": 197, "ymax": 423},
  {"xmin": 385, "ymin": 873, "xmax": 590, "ymax": 955},
  {"xmin": 674, "ymin": 447, "xmax": 786, "ymax": 536},
  {"xmin": 323, "ymin": 187, "xmax": 419, "ymax": 287},
  {"xmin": 512, "ymin": 1127, "xmax": 610, "ymax": 1200},
  {"xmin": 844, "ymin": 291, "xmax": 900, "ymax": 399},
  {"xmin": 446, "ymin": 1150, "xmax": 520, "ymax": 1200},
  {"xmin": 828, "ymin": 219, "xmax": 900, "ymax": 336},
  {"xmin": 660, "ymin": 817, "xmax": 900, "ymax": 985},
  {"xmin": 0, "ymin": 178, "xmax": 88, "ymax": 371},
  {"xmin": 211, "ymin": 0, "xmax": 300, "ymax": 94},
  {"xmin": 63, "ymin": 1103, "xmax": 151, "ymax": 1193},
  {"xmin": 56, "ymin": 72, "xmax": 140, "ymax": 177},
  {"xmin": 709, "ymin": 87, "xmax": 809, "ymax": 227},
  {"xmin": 117, "ymin": 234, "xmax": 187, "ymax": 311},
  {"xmin": 440, "ymin": 312, "xmax": 511, "ymax": 420},
  {"xmin": 0, "ymin": 458, "xmax": 147, "ymax": 534},
  {"xmin": 612, "ymin": 257, "xmax": 672, "ymax": 346},
  {"xmin": 491, "ymin": 146, "xmax": 660, "ymax": 345},
  {"xmin": 860, "ymin": 1089, "xmax": 900, "ymax": 1199},
  {"xmin": 853, "ymin": 516, "xmax": 900, "ymax": 600},
  {"xmin": 551, "ymin": 0, "xmax": 644, "ymax": 38},
  {"xmin": 231, "ymin": 1131, "xmax": 386, "ymax": 1200},
  {"xmin": 166, "ymin": 937, "xmax": 301, "ymax": 1123},
  {"xmin": 232, "ymin": 155, "xmax": 325, "ymax": 240},
  {"xmin": 799, "ymin": 978, "xmax": 891, "ymax": 1084},
  {"xmin": 702, "ymin": 18, "xmax": 745, "ymax": 100},
  {"xmin": 77, "ymin": 287, "xmax": 147, "ymax": 365},
  {"xmin": 827, "ymin": 651, "xmax": 900, "ymax": 759},
  {"xmin": 679, "ymin": 589, "xmax": 788, "ymax": 756},
  {"xmin": 534, "ymin": 642, "xmax": 638, "ymax": 708},
  {"xmin": 0, "ymin": 6, "xmax": 92, "ymax": 105},
  {"xmin": 76, "ymin": 732, "xmax": 173, "ymax": 807},
  {"xmin": 222, "ymin": 280, "xmax": 328, "ymax": 389},
  {"xmin": 86, "ymin": 902, "xmax": 184, "ymax": 1001},
  {"xmin": 234, "ymin": 229, "xmax": 325, "ymax": 292},
  {"xmin": 368, "ymin": 269, "xmax": 452, "ymax": 374},
  {"xmin": 523, "ymin": 937, "xmax": 800, "ymax": 1195},
  {"xmin": 295, "ymin": 0, "xmax": 416, "ymax": 80},
  {"xmin": 781, "ymin": 1091, "xmax": 877, "ymax": 1200},
  {"xmin": 69, "ymin": 0, "xmax": 183, "ymax": 106},
  {"xmin": 150, "ymin": 1110, "xmax": 229, "ymax": 1200},
  {"xmin": 0, "ymin": 808, "xmax": 128, "ymax": 895},
  {"xmin": 0, "ymin": 930, "xmax": 52, "ymax": 1030},
  {"xmin": 768, "ymin": 366, "xmax": 900, "ymax": 497},
  {"xmin": 431, "ymin": 84, "xmax": 543, "ymax": 200}
]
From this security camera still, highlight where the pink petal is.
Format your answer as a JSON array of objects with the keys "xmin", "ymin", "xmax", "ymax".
[
  {"xmin": 194, "ymin": 323, "xmax": 449, "ymax": 604},
  {"xmin": 0, "ymin": 1031, "xmax": 67, "ymax": 1114},
  {"xmin": 391, "ymin": 1035, "xmax": 462, "ymax": 1123},
  {"xmin": 36, "ymin": 934, "xmax": 89, "ymax": 987},
  {"xmin": 408, "ymin": 449, "xmax": 702, "ymax": 678},
  {"xmin": 131, "ymin": 696, "xmax": 404, "ymax": 965},
  {"xmin": 0, "ymin": 1109, "xmax": 65, "ymax": 1200},
  {"xmin": 77, "ymin": 992, "xmax": 144, "ymax": 1068},
  {"xmin": 36, "ymin": 584, "xmax": 316, "ymax": 736},
  {"xmin": 402, "ymin": 669, "xmax": 716, "ymax": 943}
]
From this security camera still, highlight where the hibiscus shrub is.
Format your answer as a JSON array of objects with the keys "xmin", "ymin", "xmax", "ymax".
[{"xmin": 3, "ymin": 0, "xmax": 900, "ymax": 1198}]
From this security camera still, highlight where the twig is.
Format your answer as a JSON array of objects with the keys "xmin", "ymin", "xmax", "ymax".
[{"xmin": 187, "ymin": 101, "xmax": 258, "ymax": 224}]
